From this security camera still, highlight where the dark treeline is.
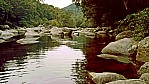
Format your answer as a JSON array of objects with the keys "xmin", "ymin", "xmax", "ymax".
[
  {"xmin": 73, "ymin": 0, "xmax": 149, "ymax": 28},
  {"xmin": 0, "ymin": 0, "xmax": 86, "ymax": 28}
]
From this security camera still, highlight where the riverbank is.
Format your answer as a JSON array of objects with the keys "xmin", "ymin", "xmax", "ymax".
[
  {"xmin": 87, "ymin": 30, "xmax": 149, "ymax": 84},
  {"xmin": 0, "ymin": 24, "xmax": 148, "ymax": 84}
]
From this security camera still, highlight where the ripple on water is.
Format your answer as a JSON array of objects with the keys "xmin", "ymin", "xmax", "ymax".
[{"xmin": 0, "ymin": 36, "xmax": 89, "ymax": 84}]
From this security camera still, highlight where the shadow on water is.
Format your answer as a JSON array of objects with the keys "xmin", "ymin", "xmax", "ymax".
[
  {"xmin": 0, "ymin": 36, "xmax": 60, "ymax": 71},
  {"xmin": 0, "ymin": 34, "xmax": 140, "ymax": 84},
  {"xmin": 70, "ymin": 34, "xmax": 139, "ymax": 84},
  {"xmin": 82, "ymin": 36, "xmax": 138, "ymax": 79}
]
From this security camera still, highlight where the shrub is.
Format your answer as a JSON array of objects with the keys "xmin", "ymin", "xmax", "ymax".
[{"xmin": 117, "ymin": 8, "xmax": 149, "ymax": 41}]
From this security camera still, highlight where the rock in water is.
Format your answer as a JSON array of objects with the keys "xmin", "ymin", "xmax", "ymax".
[
  {"xmin": 97, "ymin": 54, "xmax": 131, "ymax": 63},
  {"xmin": 106, "ymin": 79, "xmax": 146, "ymax": 84},
  {"xmin": 89, "ymin": 72, "xmax": 126, "ymax": 84},
  {"xmin": 101, "ymin": 38, "xmax": 134, "ymax": 56}
]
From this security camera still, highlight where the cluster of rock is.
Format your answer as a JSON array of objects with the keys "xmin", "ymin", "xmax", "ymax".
[
  {"xmin": 0, "ymin": 25, "xmax": 25, "ymax": 43},
  {"xmin": 89, "ymin": 30, "xmax": 149, "ymax": 84},
  {"xmin": 0, "ymin": 25, "xmax": 76, "ymax": 45}
]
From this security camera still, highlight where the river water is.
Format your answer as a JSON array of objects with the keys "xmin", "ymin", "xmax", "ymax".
[
  {"xmin": 0, "ymin": 35, "xmax": 92, "ymax": 84},
  {"xmin": 0, "ymin": 34, "xmax": 138, "ymax": 84}
]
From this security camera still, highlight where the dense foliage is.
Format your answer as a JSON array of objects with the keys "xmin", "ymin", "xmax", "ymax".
[
  {"xmin": 0, "ymin": 0, "xmax": 79, "ymax": 28},
  {"xmin": 73, "ymin": 0, "xmax": 149, "ymax": 27},
  {"xmin": 117, "ymin": 8, "xmax": 149, "ymax": 41},
  {"xmin": 63, "ymin": 3, "xmax": 93, "ymax": 27}
]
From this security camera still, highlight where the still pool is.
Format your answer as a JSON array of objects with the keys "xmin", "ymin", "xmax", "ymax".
[
  {"xmin": 0, "ymin": 35, "xmax": 93, "ymax": 84},
  {"xmin": 0, "ymin": 35, "xmax": 139, "ymax": 84}
]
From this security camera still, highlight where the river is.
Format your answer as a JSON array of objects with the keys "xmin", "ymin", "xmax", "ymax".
[
  {"xmin": 0, "ymin": 35, "xmax": 94, "ymax": 84},
  {"xmin": 0, "ymin": 34, "xmax": 138, "ymax": 84}
]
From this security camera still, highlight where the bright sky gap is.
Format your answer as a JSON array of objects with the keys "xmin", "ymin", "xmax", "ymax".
[{"xmin": 44, "ymin": 0, "xmax": 72, "ymax": 8}]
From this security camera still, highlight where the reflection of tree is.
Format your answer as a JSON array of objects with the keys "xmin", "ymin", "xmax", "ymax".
[
  {"xmin": 0, "ymin": 42, "xmax": 28, "ymax": 71},
  {"xmin": 71, "ymin": 59, "xmax": 95, "ymax": 84},
  {"xmin": 82, "ymin": 37, "xmax": 138, "ymax": 79},
  {"xmin": 0, "ymin": 35, "xmax": 61, "ymax": 71}
]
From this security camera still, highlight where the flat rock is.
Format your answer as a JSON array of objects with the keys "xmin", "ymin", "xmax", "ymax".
[
  {"xmin": 17, "ymin": 38, "xmax": 39, "ymax": 44},
  {"xmin": 97, "ymin": 54, "xmax": 131, "ymax": 63},
  {"xmin": 89, "ymin": 72, "xmax": 126, "ymax": 84},
  {"xmin": 106, "ymin": 79, "xmax": 146, "ymax": 84}
]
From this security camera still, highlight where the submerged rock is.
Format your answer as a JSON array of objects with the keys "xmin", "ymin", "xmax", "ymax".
[
  {"xmin": 89, "ymin": 72, "xmax": 126, "ymax": 84},
  {"xmin": 106, "ymin": 79, "xmax": 146, "ymax": 84}
]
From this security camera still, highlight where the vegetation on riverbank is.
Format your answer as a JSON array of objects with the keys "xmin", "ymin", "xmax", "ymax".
[
  {"xmin": 73, "ymin": 0, "xmax": 149, "ymax": 27},
  {"xmin": 0, "ymin": 0, "xmax": 87, "ymax": 28},
  {"xmin": 73, "ymin": 0, "xmax": 149, "ymax": 41},
  {"xmin": 116, "ymin": 8, "xmax": 149, "ymax": 41},
  {"xmin": 0, "ymin": 0, "xmax": 149, "ymax": 40}
]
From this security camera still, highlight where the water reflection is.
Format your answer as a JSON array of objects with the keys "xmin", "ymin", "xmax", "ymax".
[
  {"xmin": 0, "ymin": 35, "xmax": 86, "ymax": 84},
  {"xmin": 0, "ymin": 34, "xmax": 140, "ymax": 84},
  {"xmin": 83, "ymin": 37, "xmax": 138, "ymax": 79},
  {"xmin": 71, "ymin": 59, "xmax": 95, "ymax": 84}
]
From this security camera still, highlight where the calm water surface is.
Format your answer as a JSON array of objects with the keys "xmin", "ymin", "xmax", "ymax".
[
  {"xmin": 0, "ymin": 34, "xmax": 139, "ymax": 84},
  {"xmin": 0, "ymin": 35, "xmax": 87, "ymax": 84}
]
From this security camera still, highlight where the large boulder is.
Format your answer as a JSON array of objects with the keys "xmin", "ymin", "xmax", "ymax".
[
  {"xmin": 7, "ymin": 29, "xmax": 18, "ymax": 36},
  {"xmin": 115, "ymin": 30, "xmax": 133, "ymax": 41},
  {"xmin": 97, "ymin": 54, "xmax": 131, "ymax": 63},
  {"xmin": 101, "ymin": 38, "xmax": 135, "ymax": 56},
  {"xmin": 0, "ymin": 30, "xmax": 14, "ymax": 40},
  {"xmin": 95, "ymin": 31, "xmax": 110, "ymax": 41},
  {"xmin": 89, "ymin": 72, "xmax": 126, "ymax": 84},
  {"xmin": 136, "ymin": 36, "xmax": 149, "ymax": 62},
  {"xmin": 0, "ymin": 25, "xmax": 10, "ymax": 30},
  {"xmin": 50, "ymin": 27, "xmax": 63, "ymax": 35},
  {"xmin": 25, "ymin": 28, "xmax": 40, "ymax": 38},
  {"xmin": 62, "ymin": 27, "xmax": 73, "ymax": 36},
  {"xmin": 138, "ymin": 62, "xmax": 149, "ymax": 76},
  {"xmin": 106, "ymin": 79, "xmax": 146, "ymax": 84},
  {"xmin": 139, "ymin": 73, "xmax": 149, "ymax": 84}
]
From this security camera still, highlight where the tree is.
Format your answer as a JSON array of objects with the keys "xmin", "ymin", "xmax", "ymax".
[
  {"xmin": 73, "ymin": 0, "xmax": 149, "ymax": 27},
  {"xmin": 0, "ymin": 0, "xmax": 80, "ymax": 28},
  {"xmin": 0, "ymin": 0, "xmax": 12, "ymax": 24}
]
